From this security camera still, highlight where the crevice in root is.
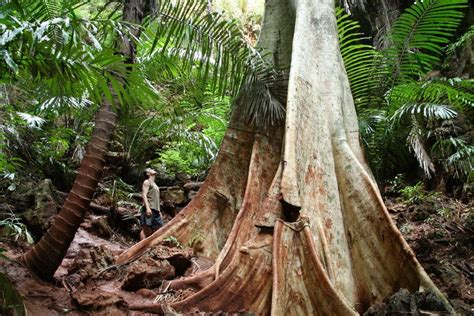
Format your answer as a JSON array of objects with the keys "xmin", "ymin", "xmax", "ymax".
[
  {"xmin": 280, "ymin": 199, "xmax": 301, "ymax": 222},
  {"xmin": 167, "ymin": 255, "xmax": 192, "ymax": 277}
]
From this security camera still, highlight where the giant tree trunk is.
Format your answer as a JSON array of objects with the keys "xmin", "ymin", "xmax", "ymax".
[
  {"xmin": 117, "ymin": 0, "xmax": 454, "ymax": 314},
  {"xmin": 22, "ymin": 0, "xmax": 154, "ymax": 281}
]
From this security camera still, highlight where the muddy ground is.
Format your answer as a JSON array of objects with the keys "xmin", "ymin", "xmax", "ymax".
[{"xmin": 0, "ymin": 183, "xmax": 473, "ymax": 315}]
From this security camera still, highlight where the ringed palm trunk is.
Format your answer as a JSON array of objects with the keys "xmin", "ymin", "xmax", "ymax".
[
  {"xmin": 22, "ymin": 105, "xmax": 117, "ymax": 280},
  {"xmin": 118, "ymin": 0, "xmax": 454, "ymax": 314},
  {"xmin": 22, "ymin": 0, "xmax": 154, "ymax": 281}
]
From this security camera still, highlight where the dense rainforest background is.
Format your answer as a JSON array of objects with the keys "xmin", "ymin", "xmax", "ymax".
[{"xmin": 0, "ymin": 0, "xmax": 473, "ymax": 314}]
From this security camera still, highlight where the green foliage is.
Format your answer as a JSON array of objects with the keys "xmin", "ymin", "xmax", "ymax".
[
  {"xmin": 446, "ymin": 25, "xmax": 474, "ymax": 56},
  {"xmin": 140, "ymin": 0, "xmax": 285, "ymax": 129},
  {"xmin": 337, "ymin": 0, "xmax": 473, "ymax": 185},
  {"xmin": 0, "ymin": 13, "xmax": 145, "ymax": 107},
  {"xmin": 386, "ymin": 174, "xmax": 407, "ymax": 194},
  {"xmin": 187, "ymin": 232, "xmax": 204, "ymax": 250},
  {"xmin": 0, "ymin": 248, "xmax": 10, "ymax": 261},
  {"xmin": 432, "ymin": 137, "xmax": 474, "ymax": 180},
  {"xmin": 0, "ymin": 272, "xmax": 26, "ymax": 316},
  {"xmin": 150, "ymin": 94, "xmax": 229, "ymax": 176},
  {"xmin": 336, "ymin": 7, "xmax": 376, "ymax": 108},
  {"xmin": 0, "ymin": 128, "xmax": 16, "ymax": 175},
  {"xmin": 163, "ymin": 235, "xmax": 181, "ymax": 248},
  {"xmin": 145, "ymin": 0, "xmax": 276, "ymax": 97},
  {"xmin": 157, "ymin": 143, "xmax": 208, "ymax": 177},
  {"xmin": 399, "ymin": 181, "xmax": 438, "ymax": 204},
  {"xmin": 0, "ymin": 95, "xmax": 95, "ymax": 184},
  {"xmin": 120, "ymin": 46, "xmax": 232, "ymax": 176},
  {"xmin": 0, "ymin": 211, "xmax": 34, "ymax": 243},
  {"xmin": 103, "ymin": 177, "xmax": 135, "ymax": 204},
  {"xmin": 158, "ymin": 146, "xmax": 199, "ymax": 176},
  {"xmin": 0, "ymin": 0, "xmax": 159, "ymax": 185},
  {"xmin": 0, "ymin": 0, "xmax": 283, "ymax": 185},
  {"xmin": 383, "ymin": 0, "xmax": 467, "ymax": 86}
]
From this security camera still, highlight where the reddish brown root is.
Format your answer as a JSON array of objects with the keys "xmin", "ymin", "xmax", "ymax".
[
  {"xmin": 162, "ymin": 267, "xmax": 215, "ymax": 292},
  {"xmin": 128, "ymin": 128, "xmax": 284, "ymax": 314},
  {"xmin": 334, "ymin": 141, "xmax": 454, "ymax": 312},
  {"xmin": 272, "ymin": 219, "xmax": 357, "ymax": 315},
  {"xmin": 116, "ymin": 126, "xmax": 256, "ymax": 264}
]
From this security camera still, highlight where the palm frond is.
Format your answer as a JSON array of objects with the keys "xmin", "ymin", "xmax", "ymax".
[
  {"xmin": 336, "ymin": 7, "xmax": 377, "ymax": 109},
  {"xmin": 446, "ymin": 25, "xmax": 474, "ymax": 56},
  {"xmin": 383, "ymin": 0, "xmax": 467, "ymax": 86},
  {"xmin": 391, "ymin": 102, "xmax": 457, "ymax": 122},
  {"xmin": 388, "ymin": 78, "xmax": 474, "ymax": 116},
  {"xmin": 38, "ymin": 96, "xmax": 92, "ymax": 114},
  {"xmin": 336, "ymin": 0, "xmax": 471, "ymax": 182},
  {"xmin": 141, "ymin": 0, "xmax": 286, "ymax": 128},
  {"xmin": 237, "ymin": 70, "xmax": 287, "ymax": 128},
  {"xmin": 1, "ymin": 12, "xmax": 159, "ymax": 110},
  {"xmin": 8, "ymin": 0, "xmax": 84, "ymax": 21},
  {"xmin": 432, "ymin": 137, "xmax": 473, "ymax": 179},
  {"xmin": 407, "ymin": 117, "xmax": 435, "ymax": 177}
]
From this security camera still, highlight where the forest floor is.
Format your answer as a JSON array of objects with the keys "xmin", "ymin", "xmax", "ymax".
[{"xmin": 0, "ymin": 185, "xmax": 473, "ymax": 315}]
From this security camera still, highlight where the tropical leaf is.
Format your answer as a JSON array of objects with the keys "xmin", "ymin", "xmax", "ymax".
[
  {"xmin": 432, "ymin": 137, "xmax": 473, "ymax": 179},
  {"xmin": 446, "ymin": 24, "xmax": 474, "ymax": 56},
  {"xmin": 16, "ymin": 111, "xmax": 46, "ymax": 128},
  {"xmin": 383, "ymin": 0, "xmax": 467, "ymax": 86},
  {"xmin": 391, "ymin": 102, "xmax": 458, "ymax": 122},
  {"xmin": 406, "ymin": 116, "xmax": 436, "ymax": 177},
  {"xmin": 141, "ymin": 0, "xmax": 286, "ymax": 127},
  {"xmin": 396, "ymin": 78, "xmax": 473, "ymax": 107},
  {"xmin": 336, "ymin": 7, "xmax": 377, "ymax": 109},
  {"xmin": 335, "ymin": 0, "xmax": 472, "ymax": 181}
]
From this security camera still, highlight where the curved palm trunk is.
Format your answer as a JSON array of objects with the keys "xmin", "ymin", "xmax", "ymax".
[
  {"xmin": 23, "ymin": 105, "xmax": 117, "ymax": 280},
  {"xmin": 119, "ymin": 0, "xmax": 454, "ymax": 314},
  {"xmin": 22, "ymin": 0, "xmax": 154, "ymax": 281}
]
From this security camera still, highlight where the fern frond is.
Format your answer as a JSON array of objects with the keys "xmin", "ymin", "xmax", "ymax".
[
  {"xmin": 407, "ymin": 117, "xmax": 435, "ymax": 177},
  {"xmin": 383, "ymin": 0, "xmax": 467, "ymax": 86},
  {"xmin": 336, "ymin": 7, "xmax": 377, "ymax": 109},
  {"xmin": 141, "ymin": 0, "xmax": 285, "ymax": 127},
  {"xmin": 446, "ymin": 25, "xmax": 474, "ymax": 56},
  {"xmin": 432, "ymin": 137, "xmax": 474, "ymax": 179}
]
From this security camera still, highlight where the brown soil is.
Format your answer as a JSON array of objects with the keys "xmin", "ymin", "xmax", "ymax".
[
  {"xmin": 1, "ymin": 194, "xmax": 472, "ymax": 315},
  {"xmin": 0, "ymin": 213, "xmax": 208, "ymax": 315},
  {"xmin": 387, "ymin": 195, "xmax": 474, "ymax": 314}
]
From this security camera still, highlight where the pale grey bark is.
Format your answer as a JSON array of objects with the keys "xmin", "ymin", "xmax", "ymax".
[{"xmin": 118, "ymin": 0, "xmax": 454, "ymax": 314}]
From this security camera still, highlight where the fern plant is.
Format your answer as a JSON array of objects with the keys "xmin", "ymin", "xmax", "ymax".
[
  {"xmin": 382, "ymin": 0, "xmax": 467, "ymax": 87},
  {"xmin": 336, "ymin": 7, "xmax": 376, "ymax": 109},
  {"xmin": 336, "ymin": 0, "xmax": 473, "ymax": 184},
  {"xmin": 1, "ymin": 0, "xmax": 286, "ymax": 183}
]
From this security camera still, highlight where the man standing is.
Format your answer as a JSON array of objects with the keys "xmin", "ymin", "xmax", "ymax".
[{"xmin": 140, "ymin": 168, "xmax": 163, "ymax": 240}]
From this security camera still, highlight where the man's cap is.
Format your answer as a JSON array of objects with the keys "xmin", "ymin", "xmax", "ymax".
[{"xmin": 145, "ymin": 168, "xmax": 157, "ymax": 175}]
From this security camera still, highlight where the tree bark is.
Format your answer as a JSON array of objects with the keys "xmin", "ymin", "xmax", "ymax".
[
  {"xmin": 22, "ymin": 0, "xmax": 154, "ymax": 281},
  {"xmin": 118, "ymin": 0, "xmax": 454, "ymax": 314},
  {"xmin": 22, "ymin": 106, "xmax": 117, "ymax": 280}
]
